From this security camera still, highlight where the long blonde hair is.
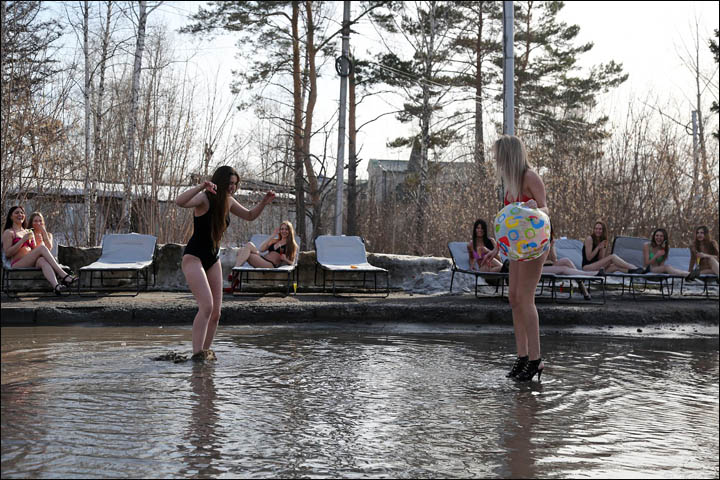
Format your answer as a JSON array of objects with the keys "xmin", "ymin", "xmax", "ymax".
[
  {"xmin": 493, "ymin": 135, "xmax": 530, "ymax": 201},
  {"xmin": 280, "ymin": 220, "xmax": 298, "ymax": 262}
]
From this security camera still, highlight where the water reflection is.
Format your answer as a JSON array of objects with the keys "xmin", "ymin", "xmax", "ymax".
[
  {"xmin": 499, "ymin": 387, "xmax": 542, "ymax": 479},
  {"xmin": 180, "ymin": 363, "xmax": 221, "ymax": 478},
  {"xmin": 1, "ymin": 325, "xmax": 718, "ymax": 478}
]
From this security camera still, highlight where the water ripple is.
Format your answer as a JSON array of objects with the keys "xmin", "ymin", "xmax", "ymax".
[{"xmin": 1, "ymin": 325, "xmax": 718, "ymax": 478}]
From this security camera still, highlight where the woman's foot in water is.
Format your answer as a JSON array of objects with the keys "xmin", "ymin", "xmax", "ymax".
[{"xmin": 191, "ymin": 349, "xmax": 218, "ymax": 362}]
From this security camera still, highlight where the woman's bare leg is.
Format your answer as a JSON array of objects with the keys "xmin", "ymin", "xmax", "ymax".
[
  {"xmin": 508, "ymin": 250, "xmax": 548, "ymax": 360},
  {"xmin": 543, "ymin": 265, "xmax": 598, "ymax": 276},
  {"xmin": 650, "ymin": 265, "xmax": 688, "ymax": 276},
  {"xmin": 701, "ymin": 258, "xmax": 719, "ymax": 276},
  {"xmin": 479, "ymin": 257, "xmax": 503, "ymax": 273},
  {"xmin": 584, "ymin": 254, "xmax": 636, "ymax": 273},
  {"xmin": 248, "ymin": 253, "xmax": 276, "ymax": 268},
  {"xmin": 12, "ymin": 245, "xmax": 68, "ymax": 278},
  {"xmin": 182, "ymin": 255, "xmax": 214, "ymax": 355},
  {"xmin": 35, "ymin": 257, "xmax": 59, "ymax": 288},
  {"xmin": 202, "ymin": 260, "xmax": 223, "ymax": 350},
  {"xmin": 234, "ymin": 242, "xmax": 259, "ymax": 267},
  {"xmin": 554, "ymin": 258, "xmax": 575, "ymax": 269}
]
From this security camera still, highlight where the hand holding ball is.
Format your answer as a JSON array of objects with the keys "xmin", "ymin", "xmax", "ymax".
[{"xmin": 493, "ymin": 202, "xmax": 551, "ymax": 261}]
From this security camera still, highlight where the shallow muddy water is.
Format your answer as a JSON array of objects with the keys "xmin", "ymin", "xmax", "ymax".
[{"xmin": 1, "ymin": 324, "xmax": 718, "ymax": 478}]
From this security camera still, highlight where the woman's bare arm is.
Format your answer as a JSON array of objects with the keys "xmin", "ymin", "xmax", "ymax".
[
  {"xmin": 229, "ymin": 191, "xmax": 276, "ymax": 221},
  {"xmin": 2, "ymin": 229, "xmax": 32, "ymax": 258},
  {"xmin": 176, "ymin": 182, "xmax": 213, "ymax": 211},
  {"xmin": 524, "ymin": 170, "xmax": 549, "ymax": 216}
]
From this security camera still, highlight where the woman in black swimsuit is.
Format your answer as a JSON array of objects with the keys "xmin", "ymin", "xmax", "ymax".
[
  {"xmin": 175, "ymin": 166, "xmax": 275, "ymax": 360},
  {"xmin": 233, "ymin": 221, "xmax": 298, "ymax": 269}
]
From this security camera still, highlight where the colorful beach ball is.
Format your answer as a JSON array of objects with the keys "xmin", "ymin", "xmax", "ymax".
[{"xmin": 493, "ymin": 202, "xmax": 551, "ymax": 261}]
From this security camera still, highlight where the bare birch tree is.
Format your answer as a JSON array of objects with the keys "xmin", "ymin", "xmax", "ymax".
[{"xmin": 120, "ymin": 1, "xmax": 162, "ymax": 233}]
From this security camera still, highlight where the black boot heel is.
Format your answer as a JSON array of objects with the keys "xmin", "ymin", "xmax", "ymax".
[
  {"xmin": 506, "ymin": 356, "xmax": 528, "ymax": 378},
  {"xmin": 517, "ymin": 358, "xmax": 544, "ymax": 381}
]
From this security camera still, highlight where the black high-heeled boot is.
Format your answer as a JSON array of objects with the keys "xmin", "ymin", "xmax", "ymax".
[
  {"xmin": 516, "ymin": 358, "xmax": 544, "ymax": 381},
  {"xmin": 506, "ymin": 356, "xmax": 529, "ymax": 378}
]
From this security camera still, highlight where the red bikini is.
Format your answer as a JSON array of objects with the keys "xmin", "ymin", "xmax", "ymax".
[
  {"xmin": 504, "ymin": 192, "xmax": 533, "ymax": 206},
  {"xmin": 10, "ymin": 231, "xmax": 36, "ymax": 266}
]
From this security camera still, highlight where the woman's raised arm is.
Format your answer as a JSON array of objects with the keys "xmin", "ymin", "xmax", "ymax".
[{"xmin": 176, "ymin": 182, "xmax": 215, "ymax": 209}]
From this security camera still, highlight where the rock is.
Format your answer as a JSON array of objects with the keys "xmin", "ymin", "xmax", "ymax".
[{"xmin": 152, "ymin": 351, "xmax": 189, "ymax": 363}]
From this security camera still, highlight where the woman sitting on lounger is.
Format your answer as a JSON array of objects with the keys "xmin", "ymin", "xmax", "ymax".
[
  {"xmin": 2, "ymin": 206, "xmax": 76, "ymax": 295},
  {"xmin": 642, "ymin": 228, "xmax": 689, "ymax": 276},
  {"xmin": 542, "ymin": 226, "xmax": 602, "ymax": 300},
  {"xmin": 687, "ymin": 226, "xmax": 719, "ymax": 278},
  {"xmin": 27, "ymin": 211, "xmax": 54, "ymax": 252},
  {"xmin": 233, "ymin": 220, "xmax": 298, "ymax": 269},
  {"xmin": 468, "ymin": 219, "xmax": 503, "ymax": 272},
  {"xmin": 582, "ymin": 220, "xmax": 643, "ymax": 274}
]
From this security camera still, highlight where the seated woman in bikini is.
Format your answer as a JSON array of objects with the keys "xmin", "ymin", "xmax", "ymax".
[
  {"xmin": 687, "ymin": 225, "xmax": 719, "ymax": 279},
  {"xmin": 542, "ymin": 226, "xmax": 602, "ymax": 300},
  {"xmin": 233, "ymin": 220, "xmax": 298, "ymax": 269},
  {"xmin": 468, "ymin": 219, "xmax": 504, "ymax": 272},
  {"xmin": 582, "ymin": 220, "xmax": 643, "ymax": 274},
  {"xmin": 642, "ymin": 228, "xmax": 689, "ymax": 276},
  {"xmin": 2, "ymin": 206, "xmax": 76, "ymax": 295}
]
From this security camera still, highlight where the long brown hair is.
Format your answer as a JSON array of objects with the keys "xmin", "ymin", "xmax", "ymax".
[
  {"xmin": 3, "ymin": 206, "xmax": 26, "ymax": 231},
  {"xmin": 650, "ymin": 228, "xmax": 669, "ymax": 252},
  {"xmin": 207, "ymin": 166, "xmax": 239, "ymax": 251},
  {"xmin": 591, "ymin": 220, "xmax": 608, "ymax": 249},
  {"xmin": 281, "ymin": 220, "xmax": 298, "ymax": 262},
  {"xmin": 694, "ymin": 226, "xmax": 719, "ymax": 256},
  {"xmin": 472, "ymin": 219, "xmax": 493, "ymax": 252}
]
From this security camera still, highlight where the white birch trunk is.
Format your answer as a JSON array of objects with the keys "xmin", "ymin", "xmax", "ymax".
[
  {"xmin": 82, "ymin": 1, "xmax": 92, "ymax": 245},
  {"xmin": 122, "ymin": 0, "xmax": 148, "ymax": 233},
  {"xmin": 90, "ymin": 1, "xmax": 113, "ymax": 245}
]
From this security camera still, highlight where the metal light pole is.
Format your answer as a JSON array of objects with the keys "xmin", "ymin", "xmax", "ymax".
[
  {"xmin": 334, "ymin": 1, "xmax": 351, "ymax": 235},
  {"xmin": 503, "ymin": 1, "xmax": 514, "ymax": 136}
]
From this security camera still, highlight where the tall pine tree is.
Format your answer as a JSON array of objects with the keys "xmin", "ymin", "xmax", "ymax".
[{"xmin": 370, "ymin": 1, "xmax": 465, "ymax": 253}]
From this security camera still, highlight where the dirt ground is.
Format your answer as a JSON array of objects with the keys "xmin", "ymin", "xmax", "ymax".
[{"xmin": 2, "ymin": 290, "xmax": 718, "ymax": 334}]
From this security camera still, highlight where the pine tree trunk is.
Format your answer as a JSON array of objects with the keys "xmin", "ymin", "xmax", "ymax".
[
  {"xmin": 291, "ymin": 1, "xmax": 306, "ymax": 249},
  {"xmin": 474, "ymin": 4, "xmax": 485, "ymax": 174},
  {"xmin": 694, "ymin": 32, "xmax": 709, "ymax": 205},
  {"xmin": 415, "ymin": 2, "xmax": 437, "ymax": 255},
  {"xmin": 302, "ymin": 0, "xmax": 321, "ymax": 242}
]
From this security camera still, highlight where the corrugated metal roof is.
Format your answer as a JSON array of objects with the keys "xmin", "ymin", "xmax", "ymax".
[{"xmin": 368, "ymin": 159, "xmax": 409, "ymax": 173}]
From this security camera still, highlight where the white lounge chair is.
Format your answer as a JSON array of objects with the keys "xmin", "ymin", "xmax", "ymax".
[
  {"xmin": 550, "ymin": 238, "xmax": 606, "ymax": 303},
  {"xmin": 609, "ymin": 236, "xmax": 679, "ymax": 299},
  {"xmin": 78, "ymin": 233, "xmax": 157, "ymax": 296},
  {"xmin": 668, "ymin": 247, "xmax": 719, "ymax": 298},
  {"xmin": 314, "ymin": 235, "xmax": 389, "ymax": 296},
  {"xmin": 449, "ymin": 240, "xmax": 603, "ymax": 302},
  {"xmin": 230, "ymin": 233, "xmax": 301, "ymax": 295},
  {"xmin": 1, "ymin": 242, "xmax": 70, "ymax": 296},
  {"xmin": 553, "ymin": 238, "xmax": 584, "ymax": 269}
]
